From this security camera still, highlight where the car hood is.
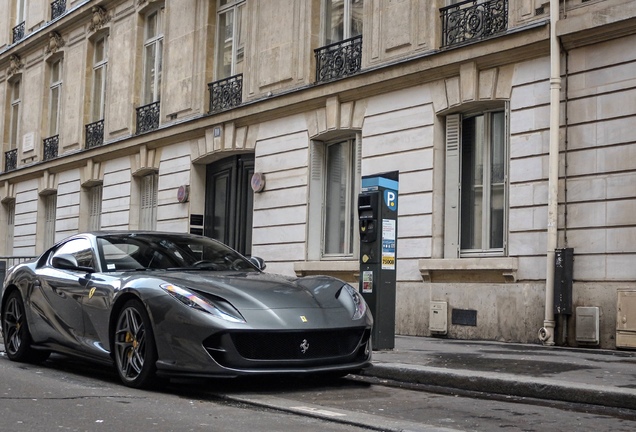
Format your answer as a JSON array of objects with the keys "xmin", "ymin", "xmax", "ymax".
[{"xmin": 153, "ymin": 271, "xmax": 346, "ymax": 310}]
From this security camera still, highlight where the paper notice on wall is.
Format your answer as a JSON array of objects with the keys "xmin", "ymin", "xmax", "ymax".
[
  {"xmin": 382, "ymin": 219, "xmax": 396, "ymax": 270},
  {"xmin": 362, "ymin": 270, "xmax": 373, "ymax": 293}
]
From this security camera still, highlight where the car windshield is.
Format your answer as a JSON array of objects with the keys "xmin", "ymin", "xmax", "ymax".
[{"xmin": 96, "ymin": 233, "xmax": 258, "ymax": 273}]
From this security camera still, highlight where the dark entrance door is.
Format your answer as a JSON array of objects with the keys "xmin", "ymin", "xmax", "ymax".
[{"xmin": 205, "ymin": 154, "xmax": 254, "ymax": 256}]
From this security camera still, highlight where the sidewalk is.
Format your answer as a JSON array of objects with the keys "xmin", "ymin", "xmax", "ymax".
[{"xmin": 362, "ymin": 335, "xmax": 636, "ymax": 410}]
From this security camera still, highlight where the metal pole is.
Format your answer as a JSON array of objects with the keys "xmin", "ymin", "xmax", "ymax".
[{"xmin": 540, "ymin": 0, "xmax": 561, "ymax": 346}]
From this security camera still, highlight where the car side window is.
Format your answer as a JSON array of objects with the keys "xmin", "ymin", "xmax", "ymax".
[{"xmin": 51, "ymin": 239, "xmax": 95, "ymax": 269}]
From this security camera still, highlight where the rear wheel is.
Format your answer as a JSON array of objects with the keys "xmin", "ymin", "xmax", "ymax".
[
  {"xmin": 113, "ymin": 300, "xmax": 159, "ymax": 389},
  {"xmin": 2, "ymin": 290, "xmax": 50, "ymax": 363}
]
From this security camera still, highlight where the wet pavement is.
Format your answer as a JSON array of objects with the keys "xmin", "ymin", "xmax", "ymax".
[{"xmin": 362, "ymin": 336, "xmax": 636, "ymax": 410}]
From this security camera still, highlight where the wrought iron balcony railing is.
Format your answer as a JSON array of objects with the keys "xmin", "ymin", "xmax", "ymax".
[
  {"xmin": 441, "ymin": 0, "xmax": 508, "ymax": 47},
  {"xmin": 43, "ymin": 135, "xmax": 59, "ymax": 161},
  {"xmin": 85, "ymin": 119, "xmax": 104, "ymax": 149},
  {"xmin": 208, "ymin": 74, "xmax": 243, "ymax": 113},
  {"xmin": 4, "ymin": 149, "xmax": 17, "ymax": 172},
  {"xmin": 136, "ymin": 101, "xmax": 160, "ymax": 134},
  {"xmin": 12, "ymin": 21, "xmax": 25, "ymax": 44},
  {"xmin": 314, "ymin": 35, "xmax": 362, "ymax": 83},
  {"xmin": 51, "ymin": 0, "xmax": 66, "ymax": 20}
]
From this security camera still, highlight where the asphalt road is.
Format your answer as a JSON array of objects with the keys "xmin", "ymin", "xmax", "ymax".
[{"xmin": 3, "ymin": 347, "xmax": 636, "ymax": 431}]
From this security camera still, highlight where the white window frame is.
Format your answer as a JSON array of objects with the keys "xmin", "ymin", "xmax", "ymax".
[
  {"xmin": 139, "ymin": 173, "xmax": 158, "ymax": 231},
  {"xmin": 142, "ymin": 7, "xmax": 164, "ymax": 105},
  {"xmin": 444, "ymin": 106, "xmax": 509, "ymax": 258},
  {"xmin": 215, "ymin": 0, "xmax": 245, "ymax": 79},
  {"xmin": 16, "ymin": 0, "xmax": 26, "ymax": 25},
  {"xmin": 9, "ymin": 79, "xmax": 21, "ymax": 150},
  {"xmin": 48, "ymin": 58, "xmax": 63, "ymax": 137},
  {"xmin": 91, "ymin": 35, "xmax": 108, "ymax": 122},
  {"xmin": 308, "ymin": 135, "xmax": 361, "ymax": 260},
  {"xmin": 88, "ymin": 184, "xmax": 103, "ymax": 231},
  {"xmin": 323, "ymin": 0, "xmax": 364, "ymax": 45},
  {"xmin": 44, "ymin": 194, "xmax": 57, "ymax": 249}
]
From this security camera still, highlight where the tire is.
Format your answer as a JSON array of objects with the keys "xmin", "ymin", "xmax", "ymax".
[
  {"xmin": 2, "ymin": 290, "xmax": 50, "ymax": 363},
  {"xmin": 113, "ymin": 299, "xmax": 159, "ymax": 389}
]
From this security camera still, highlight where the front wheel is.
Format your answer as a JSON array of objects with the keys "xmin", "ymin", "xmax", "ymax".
[
  {"xmin": 2, "ymin": 290, "xmax": 50, "ymax": 363},
  {"xmin": 113, "ymin": 300, "xmax": 159, "ymax": 389}
]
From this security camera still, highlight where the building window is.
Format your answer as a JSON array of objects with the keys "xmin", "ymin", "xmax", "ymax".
[
  {"xmin": 323, "ymin": 0, "xmax": 364, "ymax": 45},
  {"xmin": 5, "ymin": 80, "xmax": 22, "ymax": 165},
  {"xmin": 13, "ymin": 0, "xmax": 26, "ymax": 43},
  {"xmin": 16, "ymin": 0, "xmax": 26, "ymax": 25},
  {"xmin": 91, "ymin": 35, "xmax": 108, "ymax": 123},
  {"xmin": 88, "ymin": 185, "xmax": 103, "ymax": 231},
  {"xmin": 444, "ymin": 109, "xmax": 508, "ymax": 257},
  {"xmin": 86, "ymin": 35, "xmax": 107, "ymax": 148},
  {"xmin": 216, "ymin": 0, "xmax": 245, "ymax": 80},
  {"xmin": 308, "ymin": 136, "xmax": 360, "ymax": 259},
  {"xmin": 44, "ymin": 194, "xmax": 57, "ymax": 249},
  {"xmin": 9, "ymin": 79, "xmax": 21, "ymax": 151},
  {"xmin": 139, "ymin": 173, "xmax": 158, "ymax": 231},
  {"xmin": 142, "ymin": 8, "xmax": 164, "ymax": 105},
  {"xmin": 48, "ymin": 58, "xmax": 63, "ymax": 138},
  {"xmin": 5, "ymin": 201, "xmax": 15, "ymax": 256}
]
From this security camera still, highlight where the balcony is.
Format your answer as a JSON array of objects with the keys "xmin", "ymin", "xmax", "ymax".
[
  {"xmin": 208, "ymin": 74, "xmax": 243, "ymax": 113},
  {"xmin": 441, "ymin": 0, "xmax": 508, "ymax": 48},
  {"xmin": 51, "ymin": 0, "xmax": 66, "ymax": 20},
  {"xmin": 136, "ymin": 101, "xmax": 160, "ymax": 134},
  {"xmin": 85, "ymin": 119, "xmax": 104, "ymax": 149},
  {"xmin": 12, "ymin": 21, "xmax": 25, "ymax": 44},
  {"xmin": 314, "ymin": 35, "xmax": 362, "ymax": 83},
  {"xmin": 43, "ymin": 135, "xmax": 59, "ymax": 161},
  {"xmin": 4, "ymin": 149, "xmax": 17, "ymax": 172}
]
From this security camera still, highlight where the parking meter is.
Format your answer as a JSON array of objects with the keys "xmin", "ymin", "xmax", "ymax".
[{"xmin": 358, "ymin": 171, "xmax": 398, "ymax": 350}]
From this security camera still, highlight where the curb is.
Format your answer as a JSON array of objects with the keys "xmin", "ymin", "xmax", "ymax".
[{"xmin": 361, "ymin": 363, "xmax": 636, "ymax": 410}]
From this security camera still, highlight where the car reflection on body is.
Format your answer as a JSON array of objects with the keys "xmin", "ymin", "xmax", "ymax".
[{"xmin": 0, "ymin": 231, "xmax": 373, "ymax": 388}]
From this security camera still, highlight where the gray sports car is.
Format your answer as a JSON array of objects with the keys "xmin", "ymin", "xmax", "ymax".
[{"xmin": 0, "ymin": 231, "xmax": 373, "ymax": 388}]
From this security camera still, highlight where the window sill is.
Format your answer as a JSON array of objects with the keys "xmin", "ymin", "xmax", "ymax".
[
  {"xmin": 418, "ymin": 257, "xmax": 518, "ymax": 283},
  {"xmin": 294, "ymin": 260, "xmax": 359, "ymax": 283}
]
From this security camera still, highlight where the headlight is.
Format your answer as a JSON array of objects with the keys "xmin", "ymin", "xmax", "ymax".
[
  {"xmin": 160, "ymin": 283, "xmax": 245, "ymax": 323},
  {"xmin": 340, "ymin": 284, "xmax": 367, "ymax": 320}
]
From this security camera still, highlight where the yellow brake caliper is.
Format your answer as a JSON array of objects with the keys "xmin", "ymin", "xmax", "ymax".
[{"xmin": 125, "ymin": 332, "xmax": 136, "ymax": 358}]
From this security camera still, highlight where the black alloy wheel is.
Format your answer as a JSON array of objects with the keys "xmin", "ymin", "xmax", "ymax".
[
  {"xmin": 2, "ymin": 290, "xmax": 49, "ymax": 362},
  {"xmin": 113, "ymin": 299, "xmax": 159, "ymax": 389}
]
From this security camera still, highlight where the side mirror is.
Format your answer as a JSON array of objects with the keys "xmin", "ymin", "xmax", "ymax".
[
  {"xmin": 52, "ymin": 254, "xmax": 94, "ymax": 273},
  {"xmin": 248, "ymin": 256, "xmax": 266, "ymax": 271}
]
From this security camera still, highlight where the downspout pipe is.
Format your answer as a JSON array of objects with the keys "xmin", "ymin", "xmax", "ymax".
[{"xmin": 539, "ymin": 0, "xmax": 561, "ymax": 346}]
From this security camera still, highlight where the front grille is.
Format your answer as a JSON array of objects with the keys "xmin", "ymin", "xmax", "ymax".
[
  {"xmin": 232, "ymin": 328, "xmax": 365, "ymax": 360},
  {"xmin": 203, "ymin": 328, "xmax": 370, "ymax": 369}
]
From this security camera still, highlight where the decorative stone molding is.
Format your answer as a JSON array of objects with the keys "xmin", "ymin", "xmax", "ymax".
[
  {"xmin": 131, "ymin": 145, "xmax": 161, "ymax": 177},
  {"xmin": 418, "ymin": 258, "xmax": 519, "ymax": 283},
  {"xmin": 0, "ymin": 181, "xmax": 16, "ymax": 204},
  {"xmin": 7, "ymin": 54, "xmax": 23, "ymax": 76},
  {"xmin": 38, "ymin": 170, "xmax": 58, "ymax": 195},
  {"xmin": 81, "ymin": 159, "xmax": 104, "ymax": 187},
  {"xmin": 89, "ymin": 6, "xmax": 111, "ymax": 33},
  {"xmin": 45, "ymin": 32, "xmax": 65, "ymax": 55},
  {"xmin": 137, "ymin": 0, "xmax": 158, "ymax": 8}
]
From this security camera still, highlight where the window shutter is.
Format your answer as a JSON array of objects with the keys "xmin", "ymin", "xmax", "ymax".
[
  {"xmin": 444, "ymin": 114, "xmax": 461, "ymax": 258},
  {"xmin": 44, "ymin": 194, "xmax": 57, "ymax": 249},
  {"xmin": 307, "ymin": 143, "xmax": 325, "ymax": 260},
  {"xmin": 89, "ymin": 185, "xmax": 103, "ymax": 231},
  {"xmin": 140, "ymin": 174, "xmax": 157, "ymax": 230}
]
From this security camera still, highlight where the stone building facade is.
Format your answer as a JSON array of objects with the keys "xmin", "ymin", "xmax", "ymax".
[{"xmin": 0, "ymin": 0, "xmax": 635, "ymax": 348}]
